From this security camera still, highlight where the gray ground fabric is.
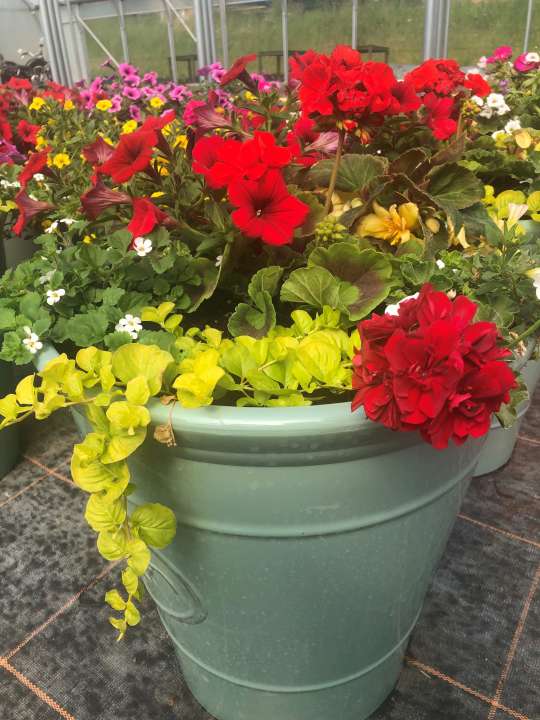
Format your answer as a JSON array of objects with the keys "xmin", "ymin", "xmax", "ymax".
[{"xmin": 0, "ymin": 389, "xmax": 538, "ymax": 720}]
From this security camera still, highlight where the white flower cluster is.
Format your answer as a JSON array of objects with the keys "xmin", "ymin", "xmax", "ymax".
[
  {"xmin": 473, "ymin": 92, "xmax": 510, "ymax": 119},
  {"xmin": 0, "ymin": 179, "xmax": 20, "ymax": 189},
  {"xmin": 492, "ymin": 117, "xmax": 522, "ymax": 140},
  {"xmin": 22, "ymin": 326, "xmax": 43, "ymax": 355},
  {"xmin": 115, "ymin": 314, "xmax": 142, "ymax": 339}
]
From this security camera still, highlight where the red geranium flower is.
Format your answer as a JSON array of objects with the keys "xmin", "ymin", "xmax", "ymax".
[
  {"xmin": 7, "ymin": 77, "xmax": 32, "ymax": 91},
  {"xmin": 13, "ymin": 190, "xmax": 53, "ymax": 235},
  {"xmin": 422, "ymin": 93, "xmax": 457, "ymax": 140},
  {"xmin": 16, "ymin": 119, "xmax": 40, "ymax": 145},
  {"xmin": 352, "ymin": 284, "xmax": 517, "ymax": 449},
  {"xmin": 220, "ymin": 53, "xmax": 257, "ymax": 86},
  {"xmin": 0, "ymin": 118, "xmax": 13, "ymax": 142},
  {"xmin": 463, "ymin": 72, "xmax": 491, "ymax": 98},
  {"xmin": 127, "ymin": 197, "xmax": 176, "ymax": 238},
  {"xmin": 100, "ymin": 129, "xmax": 157, "ymax": 183},
  {"xmin": 18, "ymin": 149, "xmax": 50, "ymax": 189},
  {"xmin": 228, "ymin": 170, "xmax": 309, "ymax": 246}
]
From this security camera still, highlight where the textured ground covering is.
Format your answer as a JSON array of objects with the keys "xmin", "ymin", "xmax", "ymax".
[{"xmin": 0, "ymin": 388, "xmax": 538, "ymax": 720}]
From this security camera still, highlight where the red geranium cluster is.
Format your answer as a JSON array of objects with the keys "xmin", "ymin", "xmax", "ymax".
[
  {"xmin": 352, "ymin": 284, "xmax": 517, "ymax": 449},
  {"xmin": 405, "ymin": 59, "xmax": 491, "ymax": 139},
  {"xmin": 289, "ymin": 46, "xmax": 420, "ymax": 130},
  {"xmin": 192, "ymin": 131, "xmax": 309, "ymax": 245}
]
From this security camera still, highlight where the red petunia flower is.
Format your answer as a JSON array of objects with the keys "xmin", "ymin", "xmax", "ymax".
[
  {"xmin": 16, "ymin": 119, "xmax": 40, "ymax": 145},
  {"xmin": 220, "ymin": 53, "xmax": 257, "ymax": 86},
  {"xmin": 127, "ymin": 197, "xmax": 176, "ymax": 238},
  {"xmin": 18, "ymin": 149, "xmax": 50, "ymax": 189},
  {"xmin": 100, "ymin": 129, "xmax": 157, "ymax": 183},
  {"xmin": 82, "ymin": 137, "xmax": 115, "ymax": 166},
  {"xmin": 141, "ymin": 109, "xmax": 176, "ymax": 132},
  {"xmin": 351, "ymin": 284, "xmax": 517, "ymax": 449},
  {"xmin": 0, "ymin": 118, "xmax": 13, "ymax": 142},
  {"xmin": 228, "ymin": 170, "xmax": 309, "ymax": 246},
  {"xmin": 13, "ymin": 190, "xmax": 53, "ymax": 235},
  {"xmin": 80, "ymin": 179, "xmax": 131, "ymax": 220},
  {"xmin": 7, "ymin": 77, "xmax": 32, "ymax": 91}
]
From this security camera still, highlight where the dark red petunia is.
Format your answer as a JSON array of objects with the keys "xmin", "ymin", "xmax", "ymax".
[
  {"xmin": 228, "ymin": 170, "xmax": 309, "ymax": 246},
  {"xmin": 12, "ymin": 190, "xmax": 53, "ymax": 235},
  {"xmin": 80, "ymin": 179, "xmax": 131, "ymax": 220},
  {"xmin": 100, "ymin": 129, "xmax": 157, "ymax": 183},
  {"xmin": 127, "ymin": 197, "xmax": 176, "ymax": 238},
  {"xmin": 220, "ymin": 53, "xmax": 257, "ymax": 86},
  {"xmin": 16, "ymin": 120, "xmax": 40, "ymax": 145},
  {"xmin": 82, "ymin": 136, "xmax": 115, "ymax": 166},
  {"xmin": 18, "ymin": 149, "xmax": 50, "ymax": 189}
]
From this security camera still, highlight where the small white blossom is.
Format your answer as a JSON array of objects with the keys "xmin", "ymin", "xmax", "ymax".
[
  {"xmin": 215, "ymin": 254, "xmax": 223, "ymax": 267},
  {"xmin": 525, "ymin": 52, "xmax": 540, "ymax": 64},
  {"xmin": 471, "ymin": 95, "xmax": 484, "ymax": 107},
  {"xmin": 477, "ymin": 56, "xmax": 488, "ymax": 70},
  {"xmin": 22, "ymin": 327, "xmax": 43, "ymax": 355},
  {"xmin": 0, "ymin": 179, "xmax": 20, "ymax": 189},
  {"xmin": 436, "ymin": 259, "xmax": 446, "ymax": 270},
  {"xmin": 491, "ymin": 129, "xmax": 505, "ymax": 140},
  {"xmin": 504, "ymin": 117, "xmax": 521, "ymax": 133},
  {"xmin": 526, "ymin": 268, "xmax": 540, "ymax": 300},
  {"xmin": 385, "ymin": 293, "xmax": 419, "ymax": 317},
  {"xmin": 33, "ymin": 173, "xmax": 45, "ymax": 182},
  {"xmin": 133, "ymin": 237, "xmax": 153, "ymax": 257},
  {"xmin": 495, "ymin": 102, "xmax": 511, "ymax": 116},
  {"xmin": 447, "ymin": 289, "xmax": 457, "ymax": 300},
  {"xmin": 45, "ymin": 221, "xmax": 59, "ymax": 234},
  {"xmin": 486, "ymin": 93, "xmax": 506, "ymax": 108},
  {"xmin": 480, "ymin": 106, "xmax": 494, "ymax": 119},
  {"xmin": 60, "ymin": 217, "xmax": 76, "ymax": 225},
  {"xmin": 38, "ymin": 270, "xmax": 54, "ymax": 285},
  {"xmin": 115, "ymin": 314, "xmax": 142, "ymax": 339},
  {"xmin": 46, "ymin": 288, "xmax": 65, "ymax": 305}
]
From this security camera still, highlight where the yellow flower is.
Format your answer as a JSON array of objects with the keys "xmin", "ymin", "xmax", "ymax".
[
  {"xmin": 52, "ymin": 153, "xmax": 71, "ymax": 169},
  {"xmin": 244, "ymin": 91, "xmax": 257, "ymax": 102},
  {"xmin": 149, "ymin": 96, "xmax": 165, "ymax": 109},
  {"xmin": 83, "ymin": 234, "xmax": 96, "ymax": 244},
  {"xmin": 96, "ymin": 99, "xmax": 112, "ymax": 111},
  {"xmin": 447, "ymin": 216, "xmax": 469, "ymax": 249},
  {"xmin": 29, "ymin": 97, "xmax": 46, "ymax": 111},
  {"xmin": 35, "ymin": 135, "xmax": 48, "ymax": 150},
  {"xmin": 483, "ymin": 185, "xmax": 495, "ymax": 206},
  {"xmin": 121, "ymin": 120, "xmax": 138, "ymax": 134},
  {"xmin": 151, "ymin": 191, "xmax": 165, "ymax": 198},
  {"xmin": 174, "ymin": 134, "xmax": 188, "ymax": 149},
  {"xmin": 358, "ymin": 201, "xmax": 419, "ymax": 245},
  {"xmin": 63, "ymin": 99, "xmax": 75, "ymax": 111}
]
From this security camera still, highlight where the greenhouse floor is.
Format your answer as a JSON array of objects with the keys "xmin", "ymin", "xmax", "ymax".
[{"xmin": 0, "ymin": 391, "xmax": 538, "ymax": 720}]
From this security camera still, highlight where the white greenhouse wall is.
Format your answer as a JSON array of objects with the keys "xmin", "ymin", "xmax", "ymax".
[{"xmin": 0, "ymin": 0, "xmax": 43, "ymax": 61}]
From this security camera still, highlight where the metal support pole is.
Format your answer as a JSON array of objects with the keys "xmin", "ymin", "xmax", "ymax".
[
  {"xmin": 193, "ymin": 0, "xmax": 207, "ymax": 71},
  {"xmin": 163, "ymin": 0, "xmax": 197, "ymax": 43},
  {"xmin": 524, "ymin": 0, "xmax": 534, "ymax": 52},
  {"xmin": 352, "ymin": 0, "xmax": 358, "ymax": 50},
  {"xmin": 115, "ymin": 0, "xmax": 130, "ymax": 63},
  {"xmin": 162, "ymin": 0, "xmax": 178, "ymax": 82},
  {"xmin": 282, "ymin": 0, "xmax": 288, "ymax": 82},
  {"xmin": 218, "ymin": 0, "xmax": 228, "ymax": 68},
  {"xmin": 46, "ymin": 0, "xmax": 69, "ymax": 84},
  {"xmin": 65, "ymin": 0, "xmax": 90, "ymax": 81},
  {"xmin": 436, "ymin": 0, "xmax": 451, "ymax": 58},
  {"xmin": 39, "ymin": 0, "xmax": 61, "ymax": 82},
  {"xmin": 423, "ymin": 0, "xmax": 439, "ymax": 59},
  {"xmin": 205, "ymin": 0, "xmax": 217, "ymax": 62},
  {"xmin": 75, "ymin": 6, "xmax": 120, "ymax": 68}
]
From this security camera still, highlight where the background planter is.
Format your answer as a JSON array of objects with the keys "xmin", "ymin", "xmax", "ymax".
[
  {"xmin": 474, "ymin": 341, "xmax": 536, "ymax": 477},
  {"xmin": 0, "ymin": 360, "xmax": 20, "ymax": 478}
]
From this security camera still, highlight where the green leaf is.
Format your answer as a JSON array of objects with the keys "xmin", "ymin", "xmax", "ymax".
[
  {"xmin": 19, "ymin": 292, "xmax": 42, "ymax": 321},
  {"xmin": 121, "ymin": 567, "xmax": 139, "ymax": 595},
  {"xmin": 101, "ymin": 288, "xmax": 126, "ymax": 306},
  {"xmin": 280, "ymin": 266, "xmax": 342, "ymax": 310},
  {"xmin": 125, "ymin": 377, "xmax": 151, "ymax": 406},
  {"xmin": 85, "ymin": 494, "xmax": 126, "ymax": 532},
  {"xmin": 66, "ymin": 311, "xmax": 109, "ymax": 347},
  {"xmin": 228, "ymin": 292, "xmax": 276, "ymax": 338},
  {"xmin": 97, "ymin": 531, "xmax": 127, "ymax": 561},
  {"xmin": 248, "ymin": 266, "xmax": 283, "ymax": 299},
  {"xmin": 124, "ymin": 600, "xmax": 141, "ymax": 626},
  {"xmin": 309, "ymin": 154, "xmax": 388, "ymax": 193},
  {"xmin": 428, "ymin": 164, "xmax": 484, "ymax": 210},
  {"xmin": 0, "ymin": 307, "xmax": 16, "ymax": 330},
  {"xmin": 105, "ymin": 589, "xmax": 126, "ymax": 611},
  {"xmin": 130, "ymin": 503, "xmax": 177, "ymax": 548},
  {"xmin": 112, "ymin": 344, "xmax": 173, "ymax": 395},
  {"xmin": 126, "ymin": 538, "xmax": 151, "ymax": 576}
]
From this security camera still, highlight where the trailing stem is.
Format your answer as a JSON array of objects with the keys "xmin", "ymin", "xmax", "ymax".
[
  {"xmin": 324, "ymin": 127, "xmax": 346, "ymax": 215},
  {"xmin": 510, "ymin": 317, "xmax": 540, "ymax": 348}
]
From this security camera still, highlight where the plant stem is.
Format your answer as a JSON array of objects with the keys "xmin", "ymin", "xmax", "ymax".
[
  {"xmin": 510, "ymin": 317, "xmax": 540, "ymax": 347},
  {"xmin": 324, "ymin": 127, "xmax": 345, "ymax": 215}
]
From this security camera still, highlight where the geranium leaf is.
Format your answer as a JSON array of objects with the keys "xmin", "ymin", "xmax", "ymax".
[
  {"xmin": 309, "ymin": 154, "xmax": 388, "ymax": 193},
  {"xmin": 280, "ymin": 266, "xmax": 343, "ymax": 310},
  {"xmin": 427, "ymin": 164, "xmax": 484, "ymax": 210}
]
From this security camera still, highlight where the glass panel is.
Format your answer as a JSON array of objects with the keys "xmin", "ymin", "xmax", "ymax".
[
  {"xmin": 355, "ymin": 0, "xmax": 425, "ymax": 67},
  {"xmin": 447, "ymin": 0, "xmax": 530, "ymax": 66},
  {"xmin": 286, "ymin": 1, "xmax": 352, "ymax": 56},
  {"xmin": 224, "ymin": 1, "xmax": 283, "ymax": 77}
]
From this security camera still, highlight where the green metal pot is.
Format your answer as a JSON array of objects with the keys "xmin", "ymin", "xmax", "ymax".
[
  {"xmin": 0, "ymin": 360, "xmax": 20, "ymax": 478},
  {"xmin": 521, "ymin": 356, "xmax": 540, "ymax": 394},
  {"xmin": 35, "ymin": 347, "xmax": 484, "ymax": 719}
]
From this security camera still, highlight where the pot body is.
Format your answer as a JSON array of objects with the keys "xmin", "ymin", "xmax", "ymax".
[
  {"xmin": 122, "ymin": 402, "xmax": 483, "ymax": 720},
  {"xmin": 521, "ymin": 356, "xmax": 540, "ymax": 396},
  {"xmin": 0, "ymin": 360, "xmax": 19, "ymax": 478}
]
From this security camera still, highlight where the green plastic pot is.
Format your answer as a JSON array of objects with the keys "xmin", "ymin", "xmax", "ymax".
[
  {"xmin": 0, "ymin": 360, "xmax": 20, "ymax": 478},
  {"xmin": 35, "ymin": 347, "xmax": 484, "ymax": 720},
  {"xmin": 474, "ymin": 342, "xmax": 536, "ymax": 477}
]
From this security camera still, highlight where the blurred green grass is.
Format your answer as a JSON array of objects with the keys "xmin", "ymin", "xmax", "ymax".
[{"xmin": 84, "ymin": 0, "xmax": 540, "ymax": 79}]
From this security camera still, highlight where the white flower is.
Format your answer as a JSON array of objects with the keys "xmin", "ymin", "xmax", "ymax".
[
  {"xmin": 38, "ymin": 270, "xmax": 54, "ymax": 285},
  {"xmin": 0, "ymin": 179, "xmax": 20, "ymax": 188},
  {"xmin": 133, "ymin": 237, "xmax": 153, "ymax": 257},
  {"xmin": 526, "ymin": 268, "xmax": 540, "ymax": 300},
  {"xmin": 22, "ymin": 327, "xmax": 43, "ymax": 355},
  {"xmin": 33, "ymin": 173, "xmax": 45, "ymax": 182},
  {"xmin": 486, "ymin": 93, "xmax": 506, "ymax": 108},
  {"xmin": 45, "ymin": 221, "xmax": 59, "ymax": 234},
  {"xmin": 385, "ymin": 292, "xmax": 419, "ymax": 317},
  {"xmin": 115, "ymin": 314, "xmax": 142, "ymax": 339},
  {"xmin": 507, "ymin": 203, "xmax": 529, "ymax": 224},
  {"xmin": 504, "ymin": 118, "xmax": 521, "ymax": 133},
  {"xmin": 479, "ymin": 106, "xmax": 494, "ymax": 119},
  {"xmin": 46, "ymin": 288, "xmax": 65, "ymax": 305},
  {"xmin": 215, "ymin": 254, "xmax": 223, "ymax": 267},
  {"xmin": 436, "ymin": 259, "xmax": 446, "ymax": 270},
  {"xmin": 60, "ymin": 217, "xmax": 76, "ymax": 225},
  {"xmin": 477, "ymin": 56, "xmax": 488, "ymax": 69},
  {"xmin": 447, "ymin": 289, "xmax": 457, "ymax": 300},
  {"xmin": 471, "ymin": 95, "xmax": 484, "ymax": 107},
  {"xmin": 491, "ymin": 129, "xmax": 505, "ymax": 140},
  {"xmin": 525, "ymin": 52, "xmax": 540, "ymax": 64},
  {"xmin": 496, "ymin": 102, "xmax": 510, "ymax": 116}
]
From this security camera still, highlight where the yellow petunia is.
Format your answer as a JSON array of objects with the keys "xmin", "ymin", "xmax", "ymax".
[
  {"xmin": 29, "ymin": 97, "xmax": 45, "ymax": 111},
  {"xmin": 174, "ymin": 134, "xmax": 188, "ymax": 149},
  {"xmin": 121, "ymin": 120, "xmax": 138, "ymax": 134},
  {"xmin": 95, "ymin": 99, "xmax": 112, "ymax": 112},
  {"xmin": 358, "ymin": 201, "xmax": 419, "ymax": 246},
  {"xmin": 149, "ymin": 97, "xmax": 165, "ymax": 109},
  {"xmin": 63, "ymin": 99, "xmax": 75, "ymax": 111},
  {"xmin": 35, "ymin": 135, "xmax": 48, "ymax": 150},
  {"xmin": 52, "ymin": 153, "xmax": 71, "ymax": 169},
  {"xmin": 83, "ymin": 234, "xmax": 96, "ymax": 244}
]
